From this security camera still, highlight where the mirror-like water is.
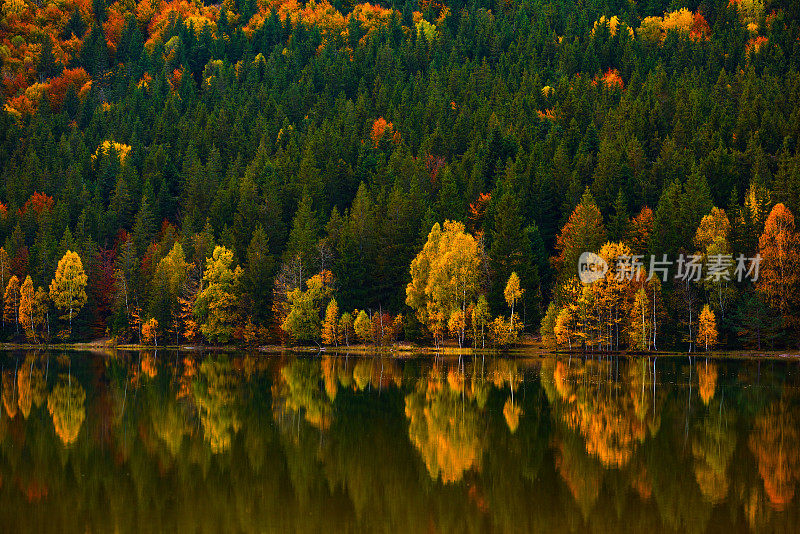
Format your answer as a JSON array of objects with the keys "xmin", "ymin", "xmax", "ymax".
[{"xmin": 0, "ymin": 351, "xmax": 798, "ymax": 533}]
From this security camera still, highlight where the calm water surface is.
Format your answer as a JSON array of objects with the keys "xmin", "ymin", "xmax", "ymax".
[{"xmin": 0, "ymin": 351, "xmax": 799, "ymax": 533}]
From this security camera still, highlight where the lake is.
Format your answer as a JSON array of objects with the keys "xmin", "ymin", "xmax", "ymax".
[{"xmin": 0, "ymin": 350, "xmax": 798, "ymax": 532}]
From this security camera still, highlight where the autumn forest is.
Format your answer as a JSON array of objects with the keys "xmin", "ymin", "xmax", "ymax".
[{"xmin": 2, "ymin": 0, "xmax": 800, "ymax": 350}]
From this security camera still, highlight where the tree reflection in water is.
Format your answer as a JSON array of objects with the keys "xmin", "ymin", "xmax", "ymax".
[{"xmin": 0, "ymin": 351, "xmax": 797, "ymax": 532}]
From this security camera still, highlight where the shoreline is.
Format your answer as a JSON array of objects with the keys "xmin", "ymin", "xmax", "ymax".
[{"xmin": 0, "ymin": 342, "xmax": 798, "ymax": 361}]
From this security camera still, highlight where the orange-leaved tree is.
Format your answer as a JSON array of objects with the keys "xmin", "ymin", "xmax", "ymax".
[
  {"xmin": 321, "ymin": 298, "xmax": 339, "ymax": 346},
  {"xmin": 757, "ymin": 203, "xmax": 800, "ymax": 331},
  {"xmin": 697, "ymin": 304, "xmax": 718, "ymax": 351},
  {"xmin": 4, "ymin": 274, "xmax": 20, "ymax": 334},
  {"xmin": 18, "ymin": 275, "xmax": 35, "ymax": 341}
]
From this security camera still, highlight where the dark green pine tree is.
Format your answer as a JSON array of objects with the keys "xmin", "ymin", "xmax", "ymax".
[
  {"xmin": 244, "ymin": 225, "xmax": 275, "ymax": 325},
  {"xmin": 37, "ymin": 35, "xmax": 61, "ymax": 80},
  {"xmin": 61, "ymin": 8, "xmax": 87, "ymax": 40},
  {"xmin": 283, "ymin": 190, "xmax": 319, "ymax": 275},
  {"xmin": 92, "ymin": 0, "xmax": 107, "ymax": 23},
  {"xmin": 80, "ymin": 24, "xmax": 110, "ymax": 78},
  {"xmin": 732, "ymin": 289, "xmax": 782, "ymax": 350},
  {"xmin": 132, "ymin": 180, "xmax": 157, "ymax": 256},
  {"xmin": 489, "ymin": 173, "xmax": 541, "ymax": 328},
  {"xmin": 117, "ymin": 15, "xmax": 144, "ymax": 64},
  {"xmin": 608, "ymin": 189, "xmax": 631, "ymax": 243},
  {"xmin": 335, "ymin": 183, "xmax": 377, "ymax": 310},
  {"xmin": 436, "ymin": 168, "xmax": 463, "ymax": 221}
]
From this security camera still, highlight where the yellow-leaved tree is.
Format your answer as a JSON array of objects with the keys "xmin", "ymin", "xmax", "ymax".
[
  {"xmin": 354, "ymin": 309, "xmax": 372, "ymax": 344},
  {"xmin": 406, "ymin": 221, "xmax": 483, "ymax": 348},
  {"xmin": 0, "ymin": 247, "xmax": 8, "ymax": 331},
  {"xmin": 49, "ymin": 251, "xmax": 87, "ymax": 334},
  {"xmin": 504, "ymin": 271, "xmax": 524, "ymax": 332},
  {"xmin": 282, "ymin": 271, "xmax": 333, "ymax": 344},
  {"xmin": 193, "ymin": 246, "xmax": 243, "ymax": 343},
  {"xmin": 48, "ymin": 374, "xmax": 86, "ymax": 446}
]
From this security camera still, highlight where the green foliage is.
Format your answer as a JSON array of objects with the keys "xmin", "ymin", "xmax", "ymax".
[
  {"xmin": 282, "ymin": 272, "xmax": 332, "ymax": 343},
  {"xmin": 193, "ymin": 246, "xmax": 242, "ymax": 343},
  {"xmin": 2, "ymin": 0, "xmax": 800, "ymax": 348}
]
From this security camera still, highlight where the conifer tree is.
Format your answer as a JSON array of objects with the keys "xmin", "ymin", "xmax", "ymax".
[{"xmin": 553, "ymin": 189, "xmax": 606, "ymax": 284}]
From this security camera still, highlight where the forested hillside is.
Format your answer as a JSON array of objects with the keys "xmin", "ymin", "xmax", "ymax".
[{"xmin": 1, "ymin": 0, "xmax": 800, "ymax": 348}]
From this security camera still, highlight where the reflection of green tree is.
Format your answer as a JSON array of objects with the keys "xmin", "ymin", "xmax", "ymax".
[
  {"xmin": 277, "ymin": 359, "xmax": 333, "ymax": 430},
  {"xmin": 404, "ymin": 369, "xmax": 485, "ymax": 484},
  {"xmin": 5, "ymin": 353, "xmax": 800, "ymax": 533},
  {"xmin": 352, "ymin": 359, "xmax": 372, "ymax": 391},
  {"xmin": 47, "ymin": 374, "xmax": 86, "ymax": 446},
  {"xmin": 691, "ymin": 398, "xmax": 735, "ymax": 503},
  {"xmin": 646, "ymin": 389, "xmax": 712, "ymax": 534},
  {"xmin": 150, "ymin": 394, "xmax": 191, "ymax": 458},
  {"xmin": 192, "ymin": 357, "xmax": 241, "ymax": 453}
]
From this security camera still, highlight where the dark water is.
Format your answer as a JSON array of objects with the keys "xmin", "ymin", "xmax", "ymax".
[{"xmin": 0, "ymin": 351, "xmax": 799, "ymax": 533}]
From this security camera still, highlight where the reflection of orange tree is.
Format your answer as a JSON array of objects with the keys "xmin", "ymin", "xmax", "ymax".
[
  {"xmin": 626, "ymin": 357, "xmax": 661, "ymax": 430},
  {"xmin": 47, "ymin": 374, "xmax": 86, "ymax": 445},
  {"xmin": 141, "ymin": 352, "xmax": 158, "ymax": 378},
  {"xmin": 349, "ymin": 357, "xmax": 402, "ymax": 392},
  {"xmin": 503, "ymin": 399, "xmax": 522, "ymax": 433},
  {"xmin": 696, "ymin": 361, "xmax": 717, "ymax": 406},
  {"xmin": 748, "ymin": 399, "xmax": 800, "ymax": 510},
  {"xmin": 552, "ymin": 432, "xmax": 603, "ymax": 519},
  {"xmin": 546, "ymin": 359, "xmax": 657, "ymax": 469},
  {"xmin": 192, "ymin": 358, "xmax": 242, "ymax": 453},
  {"xmin": 17, "ymin": 354, "xmax": 46, "ymax": 418},
  {"xmin": 404, "ymin": 368, "xmax": 485, "ymax": 483},
  {"xmin": 489, "ymin": 359, "xmax": 523, "ymax": 433},
  {"xmin": 321, "ymin": 356, "xmax": 338, "ymax": 401},
  {"xmin": 2, "ymin": 369, "xmax": 18, "ymax": 419}
]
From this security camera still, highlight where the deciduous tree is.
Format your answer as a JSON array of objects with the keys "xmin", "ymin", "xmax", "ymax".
[
  {"xmin": 406, "ymin": 221, "xmax": 482, "ymax": 347},
  {"xmin": 194, "ymin": 246, "xmax": 243, "ymax": 343},
  {"xmin": 354, "ymin": 309, "xmax": 372, "ymax": 344},
  {"xmin": 19, "ymin": 275, "xmax": 35, "ymax": 341},
  {"xmin": 321, "ymin": 298, "xmax": 339, "ymax": 346},
  {"xmin": 757, "ymin": 204, "xmax": 800, "ymax": 331},
  {"xmin": 504, "ymin": 272, "xmax": 524, "ymax": 331},
  {"xmin": 698, "ymin": 304, "xmax": 718, "ymax": 351},
  {"xmin": 49, "ymin": 250, "xmax": 88, "ymax": 333},
  {"xmin": 338, "ymin": 311, "xmax": 353, "ymax": 346},
  {"xmin": 4, "ymin": 275, "xmax": 20, "ymax": 334},
  {"xmin": 470, "ymin": 296, "xmax": 491, "ymax": 349}
]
